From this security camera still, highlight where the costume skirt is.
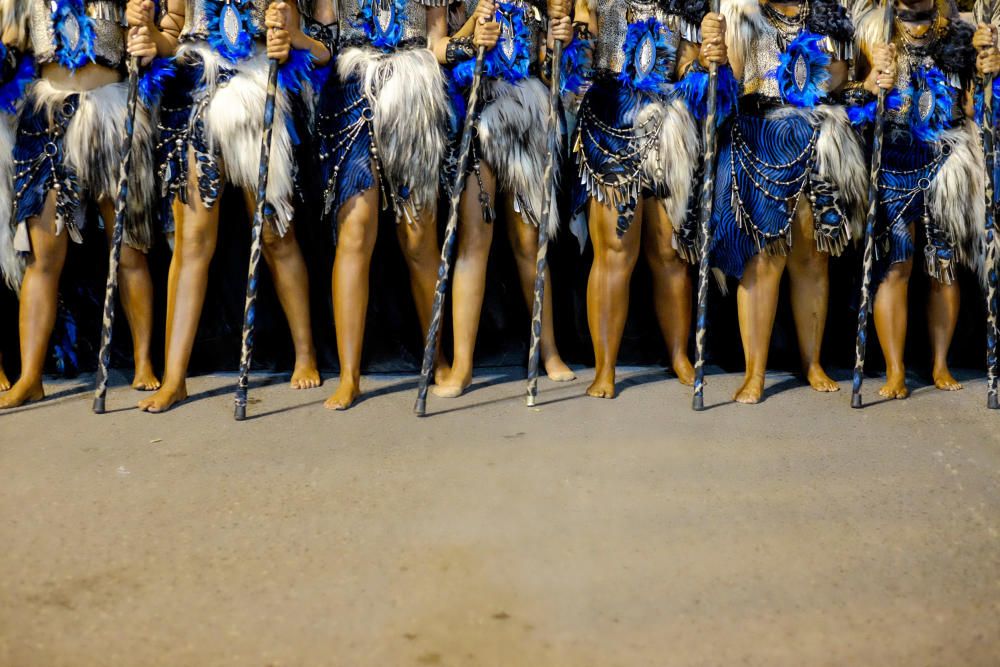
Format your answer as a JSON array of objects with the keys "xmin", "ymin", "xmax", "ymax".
[
  {"xmin": 709, "ymin": 103, "xmax": 866, "ymax": 280},
  {"xmin": 318, "ymin": 45, "xmax": 449, "ymax": 230},
  {"xmin": 571, "ymin": 73, "xmax": 700, "ymax": 258},
  {"xmin": 6, "ymin": 78, "xmax": 155, "ymax": 265}
]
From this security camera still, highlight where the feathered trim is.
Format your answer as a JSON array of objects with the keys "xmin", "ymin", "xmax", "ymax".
[
  {"xmin": 931, "ymin": 20, "xmax": 976, "ymax": 84},
  {"xmin": 619, "ymin": 18, "xmax": 676, "ymax": 94},
  {"xmin": 673, "ymin": 63, "xmax": 738, "ymax": 125},
  {"xmin": 927, "ymin": 121, "xmax": 988, "ymax": 286},
  {"xmin": 908, "ymin": 66, "xmax": 958, "ymax": 144},
  {"xmin": 846, "ymin": 88, "xmax": 905, "ymax": 126},
  {"xmin": 205, "ymin": 0, "xmax": 256, "ymax": 63},
  {"xmin": 353, "ymin": 0, "xmax": 408, "ymax": 50},
  {"xmin": 774, "ymin": 31, "xmax": 831, "ymax": 108},
  {"xmin": 277, "ymin": 48, "xmax": 315, "ymax": 94},
  {"xmin": 52, "ymin": 0, "xmax": 97, "ymax": 70},
  {"xmin": 488, "ymin": 3, "xmax": 532, "ymax": 82},
  {"xmin": 560, "ymin": 33, "xmax": 593, "ymax": 96},
  {"xmin": 138, "ymin": 57, "xmax": 176, "ymax": 109},
  {"xmin": 0, "ymin": 49, "xmax": 35, "ymax": 115}
]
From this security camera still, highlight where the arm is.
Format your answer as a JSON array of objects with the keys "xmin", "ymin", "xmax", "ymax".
[
  {"xmin": 266, "ymin": 1, "xmax": 333, "ymax": 66},
  {"xmin": 430, "ymin": 2, "xmax": 500, "ymax": 65},
  {"xmin": 126, "ymin": 0, "xmax": 185, "ymax": 62}
]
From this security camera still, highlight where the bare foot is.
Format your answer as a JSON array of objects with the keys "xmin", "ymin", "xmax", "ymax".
[
  {"xmin": 877, "ymin": 371, "xmax": 910, "ymax": 399},
  {"xmin": 733, "ymin": 374, "xmax": 765, "ymax": 404},
  {"xmin": 432, "ymin": 367, "xmax": 471, "ymax": 399},
  {"xmin": 324, "ymin": 377, "xmax": 361, "ymax": 410},
  {"xmin": 0, "ymin": 367, "xmax": 10, "ymax": 392},
  {"xmin": 932, "ymin": 366, "xmax": 963, "ymax": 391},
  {"xmin": 544, "ymin": 356, "xmax": 576, "ymax": 383},
  {"xmin": 138, "ymin": 382, "xmax": 188, "ymax": 413},
  {"xmin": 0, "ymin": 378, "xmax": 44, "ymax": 409},
  {"xmin": 132, "ymin": 363, "xmax": 161, "ymax": 391},
  {"xmin": 434, "ymin": 362, "xmax": 451, "ymax": 387},
  {"xmin": 806, "ymin": 364, "xmax": 840, "ymax": 392},
  {"xmin": 586, "ymin": 372, "xmax": 616, "ymax": 399},
  {"xmin": 291, "ymin": 362, "xmax": 322, "ymax": 390},
  {"xmin": 672, "ymin": 354, "xmax": 695, "ymax": 387}
]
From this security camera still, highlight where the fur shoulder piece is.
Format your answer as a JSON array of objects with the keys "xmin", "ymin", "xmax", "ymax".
[
  {"xmin": 721, "ymin": 0, "xmax": 767, "ymax": 76},
  {"xmin": 931, "ymin": 19, "xmax": 975, "ymax": 82},
  {"xmin": 806, "ymin": 0, "xmax": 854, "ymax": 43}
]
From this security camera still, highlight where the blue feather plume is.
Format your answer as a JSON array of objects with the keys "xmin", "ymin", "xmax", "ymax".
[
  {"xmin": 674, "ymin": 63, "xmax": 738, "ymax": 125},
  {"xmin": 0, "ymin": 50, "xmax": 35, "ymax": 114},
  {"xmin": 559, "ymin": 34, "xmax": 593, "ymax": 96},
  {"xmin": 278, "ymin": 48, "xmax": 314, "ymax": 94},
  {"xmin": 206, "ymin": 0, "xmax": 255, "ymax": 63},
  {"xmin": 772, "ymin": 31, "xmax": 830, "ymax": 108},
  {"xmin": 52, "ymin": 0, "xmax": 96, "ymax": 71},
  {"xmin": 846, "ymin": 88, "xmax": 904, "ymax": 126},
  {"xmin": 354, "ymin": 0, "xmax": 407, "ymax": 50},
  {"xmin": 138, "ymin": 57, "xmax": 176, "ymax": 108},
  {"xmin": 484, "ymin": 3, "xmax": 531, "ymax": 82},
  {"xmin": 618, "ymin": 18, "xmax": 674, "ymax": 94},
  {"xmin": 907, "ymin": 66, "xmax": 956, "ymax": 144}
]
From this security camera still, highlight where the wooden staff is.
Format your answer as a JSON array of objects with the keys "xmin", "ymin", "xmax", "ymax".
[
  {"xmin": 981, "ymin": 5, "xmax": 998, "ymax": 409},
  {"xmin": 525, "ymin": 38, "xmax": 563, "ymax": 408},
  {"xmin": 93, "ymin": 57, "xmax": 141, "ymax": 414},
  {"xmin": 851, "ymin": 0, "xmax": 895, "ymax": 409},
  {"xmin": 692, "ymin": 0, "xmax": 722, "ymax": 412},
  {"xmin": 234, "ymin": 59, "xmax": 280, "ymax": 421},
  {"xmin": 413, "ymin": 47, "xmax": 488, "ymax": 417}
]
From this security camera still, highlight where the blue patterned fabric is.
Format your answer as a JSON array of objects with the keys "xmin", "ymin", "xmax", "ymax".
[
  {"xmin": 571, "ymin": 74, "xmax": 657, "ymax": 237},
  {"xmin": 154, "ymin": 61, "xmax": 202, "ymax": 233},
  {"xmin": 0, "ymin": 48, "xmax": 36, "ymax": 114},
  {"xmin": 710, "ymin": 111, "xmax": 824, "ymax": 279},
  {"xmin": 317, "ymin": 76, "xmax": 376, "ymax": 234},
  {"xmin": 873, "ymin": 127, "xmax": 951, "ymax": 284},
  {"xmin": 12, "ymin": 92, "xmax": 83, "ymax": 232}
]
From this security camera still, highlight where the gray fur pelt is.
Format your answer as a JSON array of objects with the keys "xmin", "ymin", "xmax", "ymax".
[
  {"xmin": 636, "ymin": 97, "xmax": 701, "ymax": 255},
  {"xmin": 929, "ymin": 121, "xmax": 987, "ymax": 285},
  {"xmin": 0, "ymin": 113, "xmax": 21, "ymax": 290},
  {"xmin": 478, "ymin": 77, "xmax": 561, "ymax": 239},
  {"xmin": 181, "ymin": 43, "xmax": 298, "ymax": 234},
  {"xmin": 812, "ymin": 105, "xmax": 868, "ymax": 243},
  {"xmin": 21, "ymin": 78, "xmax": 155, "ymax": 252},
  {"xmin": 338, "ymin": 45, "xmax": 449, "ymax": 221}
]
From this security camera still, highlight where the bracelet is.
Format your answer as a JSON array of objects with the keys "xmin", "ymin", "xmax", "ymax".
[
  {"xmin": 572, "ymin": 22, "xmax": 591, "ymax": 42},
  {"xmin": 446, "ymin": 36, "xmax": 476, "ymax": 65},
  {"xmin": 840, "ymin": 81, "xmax": 874, "ymax": 107}
]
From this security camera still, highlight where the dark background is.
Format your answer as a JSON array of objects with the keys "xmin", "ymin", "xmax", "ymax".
[{"xmin": 0, "ymin": 147, "xmax": 991, "ymax": 386}]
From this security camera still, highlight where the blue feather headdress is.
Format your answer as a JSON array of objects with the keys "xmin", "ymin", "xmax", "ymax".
[
  {"xmin": 485, "ymin": 3, "xmax": 531, "ymax": 83},
  {"xmin": 772, "ymin": 31, "xmax": 830, "ymax": 108},
  {"xmin": 619, "ymin": 18, "xmax": 675, "ymax": 94},
  {"xmin": 51, "ymin": 0, "xmax": 96, "ymax": 71},
  {"xmin": 354, "ymin": 0, "xmax": 407, "ymax": 50},
  {"xmin": 907, "ymin": 66, "xmax": 956, "ymax": 144},
  {"xmin": 206, "ymin": 0, "xmax": 256, "ymax": 63},
  {"xmin": 0, "ymin": 49, "xmax": 35, "ymax": 115},
  {"xmin": 674, "ymin": 63, "xmax": 738, "ymax": 125}
]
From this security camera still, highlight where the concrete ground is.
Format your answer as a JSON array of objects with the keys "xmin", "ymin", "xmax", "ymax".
[{"xmin": 1, "ymin": 366, "xmax": 999, "ymax": 666}]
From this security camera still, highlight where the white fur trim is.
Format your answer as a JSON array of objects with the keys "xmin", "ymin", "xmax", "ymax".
[
  {"xmin": 337, "ymin": 46, "xmax": 449, "ymax": 219},
  {"xmin": 28, "ymin": 78, "xmax": 156, "ymax": 252},
  {"xmin": 721, "ymin": 0, "xmax": 768, "ymax": 80},
  {"xmin": 812, "ymin": 104, "xmax": 868, "ymax": 243},
  {"xmin": 478, "ymin": 77, "xmax": 561, "ymax": 238},
  {"xmin": 194, "ymin": 46, "xmax": 297, "ymax": 234},
  {"xmin": 636, "ymin": 98, "xmax": 701, "ymax": 241},
  {"xmin": 929, "ymin": 120, "xmax": 987, "ymax": 285}
]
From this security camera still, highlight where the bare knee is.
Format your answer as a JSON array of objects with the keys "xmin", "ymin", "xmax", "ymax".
[
  {"xmin": 118, "ymin": 245, "xmax": 149, "ymax": 273},
  {"xmin": 788, "ymin": 242, "xmax": 828, "ymax": 276},
  {"xmin": 883, "ymin": 260, "xmax": 913, "ymax": 287},
  {"xmin": 398, "ymin": 223, "xmax": 436, "ymax": 265},
  {"xmin": 176, "ymin": 224, "xmax": 217, "ymax": 262},
  {"xmin": 261, "ymin": 225, "xmax": 299, "ymax": 260}
]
